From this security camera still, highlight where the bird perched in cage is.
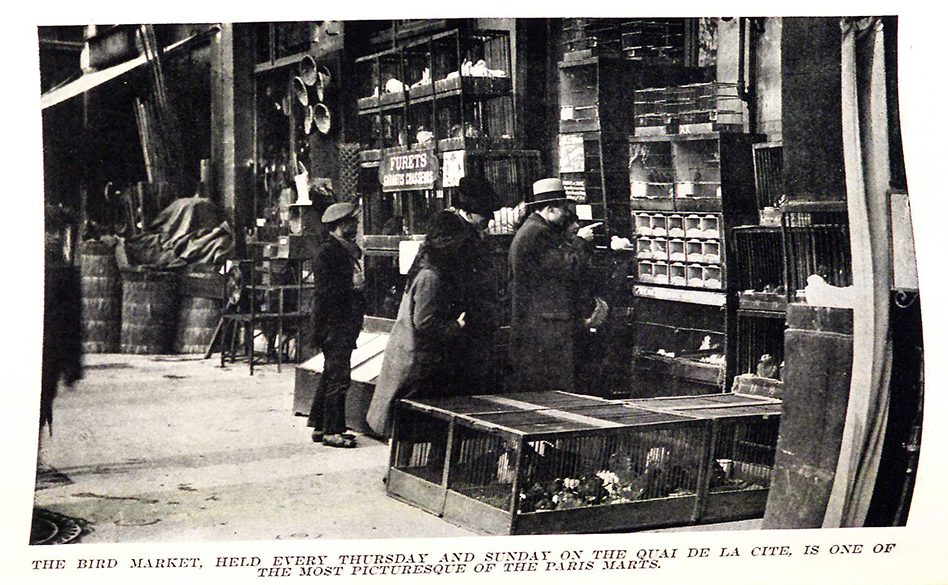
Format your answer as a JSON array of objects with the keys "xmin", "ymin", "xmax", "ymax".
[
  {"xmin": 555, "ymin": 490, "xmax": 583, "ymax": 510},
  {"xmin": 576, "ymin": 475, "xmax": 607, "ymax": 505},
  {"xmin": 756, "ymin": 354, "xmax": 779, "ymax": 379},
  {"xmin": 804, "ymin": 274, "xmax": 855, "ymax": 308}
]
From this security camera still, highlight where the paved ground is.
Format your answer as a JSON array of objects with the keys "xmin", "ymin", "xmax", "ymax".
[
  {"xmin": 34, "ymin": 354, "xmax": 475, "ymax": 543},
  {"xmin": 33, "ymin": 354, "xmax": 759, "ymax": 544}
]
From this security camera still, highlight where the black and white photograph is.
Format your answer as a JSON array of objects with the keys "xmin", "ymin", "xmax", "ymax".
[{"xmin": 5, "ymin": 5, "xmax": 947, "ymax": 585}]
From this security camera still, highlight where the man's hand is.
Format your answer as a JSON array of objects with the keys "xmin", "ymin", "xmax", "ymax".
[{"xmin": 576, "ymin": 222, "xmax": 602, "ymax": 241}]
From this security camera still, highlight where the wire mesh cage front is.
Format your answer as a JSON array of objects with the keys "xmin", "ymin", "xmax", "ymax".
[
  {"xmin": 447, "ymin": 424, "xmax": 517, "ymax": 511},
  {"xmin": 752, "ymin": 144, "xmax": 784, "ymax": 210},
  {"xmin": 781, "ymin": 206, "xmax": 852, "ymax": 300},
  {"xmin": 710, "ymin": 415, "xmax": 780, "ymax": 493},
  {"xmin": 517, "ymin": 424, "xmax": 706, "ymax": 513},
  {"xmin": 735, "ymin": 313, "xmax": 786, "ymax": 379},
  {"xmin": 732, "ymin": 226, "xmax": 784, "ymax": 294},
  {"xmin": 392, "ymin": 407, "xmax": 451, "ymax": 485}
]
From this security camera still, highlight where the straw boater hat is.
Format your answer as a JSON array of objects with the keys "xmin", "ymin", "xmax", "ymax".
[
  {"xmin": 321, "ymin": 201, "xmax": 360, "ymax": 224},
  {"xmin": 529, "ymin": 178, "xmax": 570, "ymax": 208}
]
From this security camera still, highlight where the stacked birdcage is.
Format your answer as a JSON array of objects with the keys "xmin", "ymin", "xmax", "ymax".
[
  {"xmin": 633, "ymin": 88, "xmax": 670, "ymax": 137},
  {"xmin": 781, "ymin": 203, "xmax": 852, "ymax": 301},
  {"xmin": 620, "ymin": 19, "xmax": 687, "ymax": 63},
  {"xmin": 561, "ymin": 19, "xmax": 625, "ymax": 54},
  {"xmin": 633, "ymin": 82, "xmax": 744, "ymax": 136},
  {"xmin": 387, "ymin": 391, "xmax": 781, "ymax": 535}
]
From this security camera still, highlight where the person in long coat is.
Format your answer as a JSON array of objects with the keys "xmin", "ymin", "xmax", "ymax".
[
  {"xmin": 441, "ymin": 175, "xmax": 502, "ymax": 396},
  {"xmin": 508, "ymin": 178, "xmax": 597, "ymax": 393},
  {"xmin": 41, "ymin": 205, "xmax": 82, "ymax": 439},
  {"xmin": 366, "ymin": 213, "xmax": 471, "ymax": 438},
  {"xmin": 307, "ymin": 202, "xmax": 365, "ymax": 448}
]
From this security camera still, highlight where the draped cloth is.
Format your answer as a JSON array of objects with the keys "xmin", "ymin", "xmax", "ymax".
[
  {"xmin": 824, "ymin": 17, "xmax": 894, "ymax": 528},
  {"xmin": 116, "ymin": 197, "xmax": 234, "ymax": 269}
]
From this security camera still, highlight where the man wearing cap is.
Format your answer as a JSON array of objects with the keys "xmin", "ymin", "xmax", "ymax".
[
  {"xmin": 307, "ymin": 201, "xmax": 365, "ymax": 448},
  {"xmin": 508, "ymin": 178, "xmax": 597, "ymax": 393}
]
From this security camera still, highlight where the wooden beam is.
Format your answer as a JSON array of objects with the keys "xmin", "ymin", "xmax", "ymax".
[{"xmin": 211, "ymin": 24, "xmax": 256, "ymax": 254}]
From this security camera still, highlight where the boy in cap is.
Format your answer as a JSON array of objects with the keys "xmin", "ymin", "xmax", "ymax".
[
  {"xmin": 508, "ymin": 178, "xmax": 598, "ymax": 393},
  {"xmin": 307, "ymin": 201, "xmax": 365, "ymax": 448}
]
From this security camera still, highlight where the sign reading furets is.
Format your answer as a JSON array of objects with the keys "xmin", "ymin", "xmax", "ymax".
[{"xmin": 379, "ymin": 149, "xmax": 439, "ymax": 192}]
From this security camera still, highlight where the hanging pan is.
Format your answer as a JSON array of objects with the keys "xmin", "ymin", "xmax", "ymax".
[
  {"xmin": 299, "ymin": 54, "xmax": 318, "ymax": 86},
  {"xmin": 303, "ymin": 105, "xmax": 314, "ymax": 135},
  {"xmin": 315, "ymin": 65, "xmax": 332, "ymax": 102},
  {"xmin": 313, "ymin": 103, "xmax": 331, "ymax": 135},
  {"xmin": 291, "ymin": 76, "xmax": 309, "ymax": 107}
]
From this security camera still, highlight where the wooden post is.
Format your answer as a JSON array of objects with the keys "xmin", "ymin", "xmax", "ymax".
[{"xmin": 211, "ymin": 24, "xmax": 255, "ymax": 256}]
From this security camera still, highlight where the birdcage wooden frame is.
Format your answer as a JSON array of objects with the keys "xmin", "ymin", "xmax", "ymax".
[{"xmin": 386, "ymin": 391, "xmax": 780, "ymax": 535}]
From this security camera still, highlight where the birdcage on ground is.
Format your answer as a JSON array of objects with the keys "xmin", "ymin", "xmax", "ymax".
[{"xmin": 387, "ymin": 391, "xmax": 781, "ymax": 535}]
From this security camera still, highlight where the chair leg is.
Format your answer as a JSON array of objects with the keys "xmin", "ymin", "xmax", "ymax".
[
  {"xmin": 247, "ymin": 322, "xmax": 254, "ymax": 376},
  {"xmin": 277, "ymin": 319, "xmax": 284, "ymax": 373},
  {"xmin": 219, "ymin": 320, "xmax": 226, "ymax": 368},
  {"xmin": 205, "ymin": 316, "xmax": 225, "ymax": 360},
  {"xmin": 229, "ymin": 322, "xmax": 240, "ymax": 363}
]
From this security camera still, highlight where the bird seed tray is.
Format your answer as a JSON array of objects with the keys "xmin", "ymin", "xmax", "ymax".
[{"xmin": 386, "ymin": 391, "xmax": 781, "ymax": 535}]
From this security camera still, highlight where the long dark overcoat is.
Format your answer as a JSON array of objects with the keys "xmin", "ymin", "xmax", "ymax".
[
  {"xmin": 448, "ymin": 215, "xmax": 499, "ymax": 395},
  {"xmin": 508, "ymin": 212, "xmax": 591, "ymax": 392}
]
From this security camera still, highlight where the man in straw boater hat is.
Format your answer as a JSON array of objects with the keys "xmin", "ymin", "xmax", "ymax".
[
  {"xmin": 508, "ymin": 178, "xmax": 599, "ymax": 393},
  {"xmin": 307, "ymin": 201, "xmax": 365, "ymax": 448}
]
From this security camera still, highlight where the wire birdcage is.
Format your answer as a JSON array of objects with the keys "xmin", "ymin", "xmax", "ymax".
[
  {"xmin": 388, "ymin": 391, "xmax": 781, "ymax": 534},
  {"xmin": 731, "ymin": 226, "xmax": 784, "ymax": 295},
  {"xmin": 781, "ymin": 204, "xmax": 852, "ymax": 301},
  {"xmin": 753, "ymin": 144, "xmax": 784, "ymax": 211}
]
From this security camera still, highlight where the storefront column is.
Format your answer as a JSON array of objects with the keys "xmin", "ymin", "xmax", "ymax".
[{"xmin": 210, "ymin": 23, "xmax": 255, "ymax": 251}]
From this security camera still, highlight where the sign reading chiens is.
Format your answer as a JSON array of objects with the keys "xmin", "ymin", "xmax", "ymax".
[{"xmin": 379, "ymin": 149, "xmax": 439, "ymax": 192}]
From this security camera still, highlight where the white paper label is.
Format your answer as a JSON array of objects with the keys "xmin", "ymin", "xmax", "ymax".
[
  {"xmin": 559, "ymin": 134, "xmax": 585, "ymax": 173},
  {"xmin": 441, "ymin": 150, "xmax": 465, "ymax": 188},
  {"xmin": 398, "ymin": 239, "xmax": 423, "ymax": 275},
  {"xmin": 631, "ymin": 181, "xmax": 648, "ymax": 198}
]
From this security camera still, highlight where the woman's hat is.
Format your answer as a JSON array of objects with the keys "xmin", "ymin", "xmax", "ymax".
[
  {"xmin": 528, "ymin": 177, "xmax": 569, "ymax": 207},
  {"xmin": 424, "ymin": 211, "xmax": 474, "ymax": 253},
  {"xmin": 456, "ymin": 176, "xmax": 501, "ymax": 216},
  {"xmin": 321, "ymin": 201, "xmax": 360, "ymax": 224}
]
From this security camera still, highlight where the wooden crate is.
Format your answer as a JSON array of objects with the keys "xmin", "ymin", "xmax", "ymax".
[{"xmin": 387, "ymin": 391, "xmax": 781, "ymax": 535}]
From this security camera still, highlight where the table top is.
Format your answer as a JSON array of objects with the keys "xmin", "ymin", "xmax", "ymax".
[{"xmin": 400, "ymin": 391, "xmax": 781, "ymax": 436}]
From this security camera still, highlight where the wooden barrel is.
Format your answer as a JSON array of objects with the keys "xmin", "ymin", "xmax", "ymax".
[
  {"xmin": 174, "ymin": 295, "xmax": 222, "ymax": 354},
  {"xmin": 79, "ymin": 240, "xmax": 121, "ymax": 353},
  {"xmin": 120, "ymin": 269, "xmax": 178, "ymax": 354}
]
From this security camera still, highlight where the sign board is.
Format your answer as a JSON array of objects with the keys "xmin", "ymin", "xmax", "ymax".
[
  {"xmin": 559, "ymin": 134, "xmax": 585, "ymax": 173},
  {"xmin": 441, "ymin": 150, "xmax": 466, "ymax": 188},
  {"xmin": 379, "ymin": 149, "xmax": 439, "ymax": 192},
  {"xmin": 562, "ymin": 178, "xmax": 587, "ymax": 202}
]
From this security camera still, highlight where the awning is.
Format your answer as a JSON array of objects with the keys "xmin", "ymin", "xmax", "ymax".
[{"xmin": 40, "ymin": 26, "xmax": 219, "ymax": 110}]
